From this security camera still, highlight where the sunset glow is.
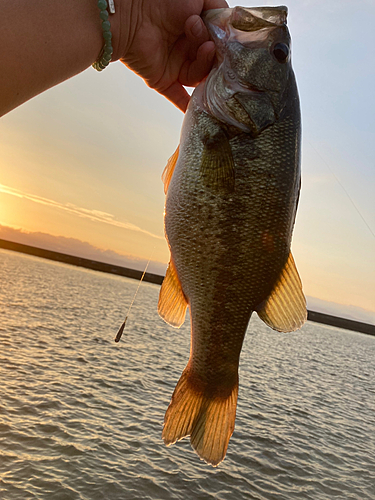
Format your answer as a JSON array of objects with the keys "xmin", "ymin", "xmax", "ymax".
[{"xmin": 0, "ymin": 0, "xmax": 374, "ymax": 321}]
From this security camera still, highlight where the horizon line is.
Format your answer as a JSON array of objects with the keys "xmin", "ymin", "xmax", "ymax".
[{"xmin": 0, "ymin": 237, "xmax": 374, "ymax": 336}]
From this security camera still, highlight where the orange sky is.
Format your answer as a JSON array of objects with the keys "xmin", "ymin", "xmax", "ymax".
[{"xmin": 0, "ymin": 0, "xmax": 374, "ymax": 317}]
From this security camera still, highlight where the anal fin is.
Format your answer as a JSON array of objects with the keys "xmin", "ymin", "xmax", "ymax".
[
  {"xmin": 256, "ymin": 252, "xmax": 307, "ymax": 332},
  {"xmin": 158, "ymin": 259, "xmax": 187, "ymax": 327}
]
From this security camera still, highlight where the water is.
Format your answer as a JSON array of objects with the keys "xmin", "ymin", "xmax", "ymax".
[{"xmin": 0, "ymin": 249, "xmax": 374, "ymax": 500}]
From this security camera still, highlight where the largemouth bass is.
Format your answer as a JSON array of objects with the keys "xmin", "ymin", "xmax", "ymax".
[{"xmin": 158, "ymin": 6, "xmax": 306, "ymax": 466}]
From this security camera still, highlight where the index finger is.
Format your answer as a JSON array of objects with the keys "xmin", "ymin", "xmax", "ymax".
[
  {"xmin": 203, "ymin": 0, "xmax": 229, "ymax": 9},
  {"xmin": 160, "ymin": 81, "xmax": 190, "ymax": 113}
]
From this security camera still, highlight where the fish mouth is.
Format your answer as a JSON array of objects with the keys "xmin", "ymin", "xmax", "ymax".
[
  {"xmin": 202, "ymin": 6, "xmax": 289, "ymax": 81},
  {"xmin": 230, "ymin": 6, "xmax": 288, "ymax": 29},
  {"xmin": 202, "ymin": 6, "xmax": 288, "ymax": 37},
  {"xmin": 201, "ymin": 6, "xmax": 288, "ymax": 133}
]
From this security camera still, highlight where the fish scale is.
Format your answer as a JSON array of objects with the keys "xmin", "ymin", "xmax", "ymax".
[{"xmin": 158, "ymin": 6, "xmax": 306, "ymax": 466}]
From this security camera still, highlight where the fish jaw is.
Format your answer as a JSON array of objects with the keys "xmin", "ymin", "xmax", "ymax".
[
  {"xmin": 201, "ymin": 6, "xmax": 294, "ymax": 134},
  {"xmin": 202, "ymin": 6, "xmax": 288, "ymax": 29},
  {"xmin": 202, "ymin": 6, "xmax": 288, "ymax": 47}
]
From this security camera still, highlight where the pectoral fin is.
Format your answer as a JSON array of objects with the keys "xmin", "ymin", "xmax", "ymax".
[
  {"xmin": 158, "ymin": 259, "xmax": 187, "ymax": 327},
  {"xmin": 162, "ymin": 146, "xmax": 179, "ymax": 194},
  {"xmin": 201, "ymin": 129, "xmax": 235, "ymax": 191},
  {"xmin": 256, "ymin": 252, "xmax": 307, "ymax": 332}
]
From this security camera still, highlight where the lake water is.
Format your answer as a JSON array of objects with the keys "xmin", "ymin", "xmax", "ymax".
[{"xmin": 0, "ymin": 249, "xmax": 374, "ymax": 500}]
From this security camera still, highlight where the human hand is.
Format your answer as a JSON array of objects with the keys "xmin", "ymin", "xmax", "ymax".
[{"xmin": 117, "ymin": 0, "xmax": 229, "ymax": 112}]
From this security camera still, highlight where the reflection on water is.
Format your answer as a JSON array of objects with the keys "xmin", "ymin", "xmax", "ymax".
[{"xmin": 0, "ymin": 249, "xmax": 374, "ymax": 499}]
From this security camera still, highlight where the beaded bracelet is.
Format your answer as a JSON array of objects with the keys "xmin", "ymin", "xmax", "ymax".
[{"xmin": 92, "ymin": 0, "xmax": 115, "ymax": 71}]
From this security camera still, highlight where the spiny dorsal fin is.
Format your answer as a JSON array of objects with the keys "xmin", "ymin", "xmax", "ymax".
[
  {"xmin": 256, "ymin": 252, "xmax": 307, "ymax": 332},
  {"xmin": 162, "ymin": 146, "xmax": 179, "ymax": 194},
  {"xmin": 158, "ymin": 259, "xmax": 187, "ymax": 327},
  {"xmin": 162, "ymin": 369, "xmax": 238, "ymax": 467},
  {"xmin": 200, "ymin": 129, "xmax": 235, "ymax": 191}
]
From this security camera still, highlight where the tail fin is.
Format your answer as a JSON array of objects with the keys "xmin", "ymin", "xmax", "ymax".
[{"xmin": 162, "ymin": 370, "xmax": 238, "ymax": 466}]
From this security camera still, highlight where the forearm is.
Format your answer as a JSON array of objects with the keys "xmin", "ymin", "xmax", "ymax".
[
  {"xmin": 0, "ymin": 0, "xmax": 128, "ymax": 116},
  {"xmin": 0, "ymin": 0, "xmax": 229, "ymax": 115}
]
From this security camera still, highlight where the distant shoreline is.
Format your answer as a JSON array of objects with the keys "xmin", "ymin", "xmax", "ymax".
[{"xmin": 1, "ymin": 238, "xmax": 374, "ymax": 336}]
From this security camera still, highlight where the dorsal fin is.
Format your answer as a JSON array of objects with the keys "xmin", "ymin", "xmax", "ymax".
[
  {"xmin": 162, "ymin": 146, "xmax": 179, "ymax": 194},
  {"xmin": 256, "ymin": 252, "xmax": 307, "ymax": 332},
  {"xmin": 158, "ymin": 259, "xmax": 188, "ymax": 327}
]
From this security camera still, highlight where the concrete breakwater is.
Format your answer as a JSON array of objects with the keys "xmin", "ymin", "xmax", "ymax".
[
  {"xmin": 1, "ymin": 238, "xmax": 374, "ymax": 336},
  {"xmin": 0, "ymin": 238, "xmax": 163, "ymax": 285}
]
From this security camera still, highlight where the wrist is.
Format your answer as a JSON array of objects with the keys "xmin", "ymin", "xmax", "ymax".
[{"xmin": 109, "ymin": 0, "xmax": 137, "ymax": 62}]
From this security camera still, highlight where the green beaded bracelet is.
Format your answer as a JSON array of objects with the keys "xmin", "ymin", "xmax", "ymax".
[{"xmin": 92, "ymin": 0, "xmax": 115, "ymax": 71}]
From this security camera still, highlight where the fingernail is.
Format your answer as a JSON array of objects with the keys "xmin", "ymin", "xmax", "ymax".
[{"xmin": 191, "ymin": 18, "xmax": 203, "ymax": 38}]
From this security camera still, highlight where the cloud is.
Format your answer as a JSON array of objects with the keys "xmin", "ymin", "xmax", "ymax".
[{"xmin": 0, "ymin": 183, "xmax": 163, "ymax": 239}]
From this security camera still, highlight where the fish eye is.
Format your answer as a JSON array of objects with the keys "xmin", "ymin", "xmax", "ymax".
[{"xmin": 272, "ymin": 43, "xmax": 289, "ymax": 63}]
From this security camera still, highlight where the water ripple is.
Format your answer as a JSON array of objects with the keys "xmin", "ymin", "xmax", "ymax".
[{"xmin": 0, "ymin": 249, "xmax": 374, "ymax": 499}]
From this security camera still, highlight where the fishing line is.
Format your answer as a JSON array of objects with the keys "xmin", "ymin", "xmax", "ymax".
[
  {"xmin": 114, "ymin": 247, "xmax": 155, "ymax": 342},
  {"xmin": 309, "ymin": 141, "xmax": 375, "ymax": 239}
]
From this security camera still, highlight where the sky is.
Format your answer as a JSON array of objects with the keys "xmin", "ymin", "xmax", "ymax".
[{"xmin": 0, "ymin": 0, "xmax": 374, "ymax": 322}]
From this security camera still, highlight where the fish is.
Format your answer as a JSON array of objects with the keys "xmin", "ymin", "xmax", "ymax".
[{"xmin": 157, "ymin": 6, "xmax": 306, "ymax": 466}]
